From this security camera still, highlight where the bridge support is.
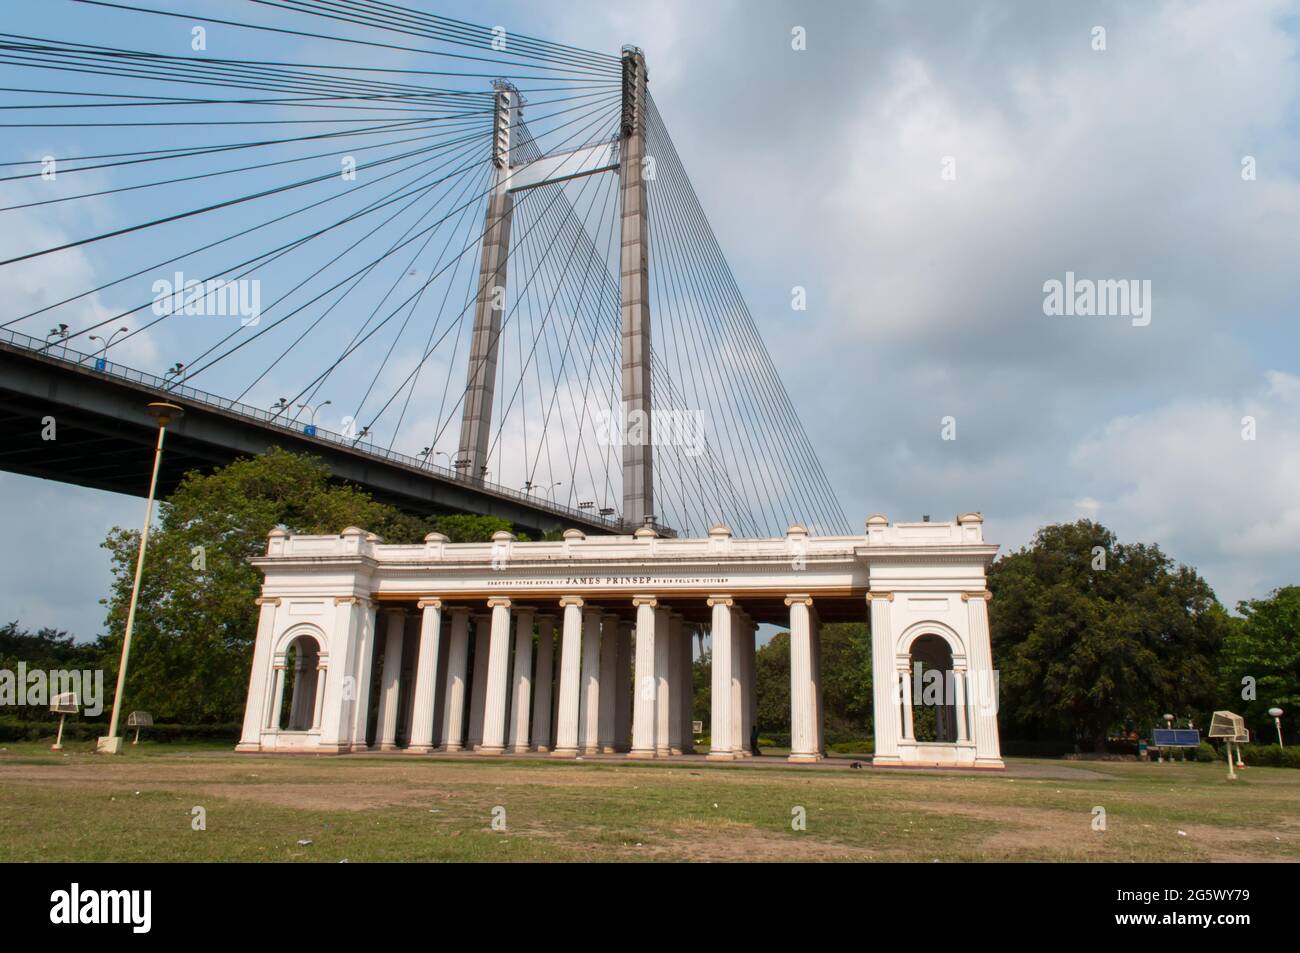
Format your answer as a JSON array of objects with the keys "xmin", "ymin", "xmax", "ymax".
[
  {"xmin": 457, "ymin": 83, "xmax": 518, "ymax": 481},
  {"xmin": 456, "ymin": 51, "xmax": 656, "ymax": 527},
  {"xmin": 618, "ymin": 47, "xmax": 654, "ymax": 527}
]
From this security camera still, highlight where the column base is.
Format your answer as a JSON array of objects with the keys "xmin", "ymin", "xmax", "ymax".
[
  {"xmin": 378, "ymin": 742, "xmax": 400, "ymax": 752},
  {"xmin": 96, "ymin": 736, "xmax": 124, "ymax": 755},
  {"xmin": 670, "ymin": 746, "xmax": 683, "ymax": 755},
  {"xmin": 511, "ymin": 744, "xmax": 531, "ymax": 754},
  {"xmin": 787, "ymin": 752, "xmax": 823, "ymax": 763},
  {"xmin": 234, "ymin": 742, "xmax": 261, "ymax": 753},
  {"xmin": 582, "ymin": 746, "xmax": 601, "ymax": 755},
  {"xmin": 706, "ymin": 751, "xmax": 735, "ymax": 761},
  {"xmin": 601, "ymin": 745, "xmax": 617, "ymax": 754},
  {"xmin": 627, "ymin": 749, "xmax": 656, "ymax": 760},
  {"xmin": 404, "ymin": 745, "xmax": 435, "ymax": 754},
  {"xmin": 349, "ymin": 743, "xmax": 371, "ymax": 753},
  {"xmin": 478, "ymin": 745, "xmax": 504, "ymax": 756},
  {"xmin": 550, "ymin": 748, "xmax": 578, "ymax": 759},
  {"xmin": 655, "ymin": 748, "xmax": 671, "ymax": 757},
  {"xmin": 443, "ymin": 743, "xmax": 464, "ymax": 753},
  {"xmin": 534, "ymin": 744, "xmax": 551, "ymax": 753}
]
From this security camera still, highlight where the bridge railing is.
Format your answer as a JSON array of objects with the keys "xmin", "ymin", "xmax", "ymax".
[{"xmin": 1, "ymin": 327, "xmax": 627, "ymax": 532}]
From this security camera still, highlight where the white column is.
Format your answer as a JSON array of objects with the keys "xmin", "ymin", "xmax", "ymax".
[
  {"xmin": 319, "ymin": 595, "xmax": 363, "ymax": 751},
  {"xmin": 552, "ymin": 597, "xmax": 584, "ymax": 757},
  {"xmin": 531, "ymin": 615, "xmax": 555, "ymax": 751},
  {"xmin": 667, "ymin": 613, "xmax": 684, "ymax": 754},
  {"xmin": 954, "ymin": 665, "xmax": 969, "ymax": 743},
  {"xmin": 349, "ymin": 600, "xmax": 378, "ymax": 751},
  {"xmin": 288, "ymin": 655, "xmax": 310, "ymax": 729},
  {"xmin": 508, "ymin": 608, "xmax": 534, "ymax": 753},
  {"xmin": 578, "ymin": 608, "xmax": 603, "ymax": 754},
  {"xmin": 707, "ymin": 596, "xmax": 733, "ymax": 760},
  {"xmin": 868, "ymin": 593, "xmax": 901, "ymax": 763},
  {"xmin": 376, "ymin": 610, "xmax": 406, "ymax": 750},
  {"xmin": 614, "ymin": 621, "xmax": 633, "ymax": 751},
  {"xmin": 407, "ymin": 599, "xmax": 442, "ymax": 753},
  {"xmin": 479, "ymin": 598, "xmax": 513, "ymax": 755},
  {"xmin": 731, "ymin": 611, "xmax": 747, "ymax": 758},
  {"xmin": 654, "ymin": 607, "xmax": 672, "ymax": 757},
  {"xmin": 810, "ymin": 607, "xmax": 824, "ymax": 755},
  {"xmin": 629, "ymin": 596, "xmax": 658, "ymax": 758},
  {"xmin": 900, "ymin": 661, "xmax": 915, "ymax": 740},
  {"xmin": 678, "ymin": 625, "xmax": 695, "ymax": 753},
  {"xmin": 597, "ymin": 613, "xmax": 619, "ymax": 752},
  {"xmin": 440, "ymin": 608, "xmax": 471, "ymax": 751},
  {"xmin": 467, "ymin": 614, "xmax": 490, "ymax": 749},
  {"xmin": 268, "ymin": 662, "xmax": 287, "ymax": 730},
  {"xmin": 964, "ymin": 591, "xmax": 1004, "ymax": 766},
  {"xmin": 238, "ymin": 596, "xmax": 279, "ymax": 750},
  {"xmin": 787, "ymin": 595, "xmax": 820, "ymax": 762},
  {"xmin": 312, "ymin": 664, "xmax": 327, "ymax": 731}
]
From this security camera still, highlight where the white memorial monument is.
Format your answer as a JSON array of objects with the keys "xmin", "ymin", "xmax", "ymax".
[{"xmin": 238, "ymin": 514, "xmax": 1003, "ymax": 769}]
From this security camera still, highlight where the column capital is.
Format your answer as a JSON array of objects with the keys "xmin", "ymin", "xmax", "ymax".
[
  {"xmin": 706, "ymin": 594, "xmax": 733, "ymax": 607},
  {"xmin": 632, "ymin": 595, "xmax": 658, "ymax": 607},
  {"xmin": 784, "ymin": 594, "xmax": 813, "ymax": 607},
  {"xmin": 961, "ymin": 590, "xmax": 993, "ymax": 602},
  {"xmin": 866, "ymin": 591, "xmax": 895, "ymax": 602},
  {"xmin": 418, "ymin": 597, "xmax": 443, "ymax": 609},
  {"xmin": 559, "ymin": 595, "xmax": 584, "ymax": 608},
  {"xmin": 487, "ymin": 597, "xmax": 512, "ymax": 608},
  {"xmin": 255, "ymin": 596, "xmax": 281, "ymax": 607}
]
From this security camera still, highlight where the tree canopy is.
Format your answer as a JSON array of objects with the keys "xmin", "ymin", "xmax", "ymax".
[{"xmin": 989, "ymin": 520, "xmax": 1228, "ymax": 749}]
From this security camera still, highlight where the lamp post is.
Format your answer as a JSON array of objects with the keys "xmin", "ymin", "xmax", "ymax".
[
  {"xmin": 88, "ymin": 326, "xmax": 129, "ymax": 370},
  {"xmin": 1268, "ymin": 707, "xmax": 1284, "ymax": 748},
  {"xmin": 98, "ymin": 401, "xmax": 184, "ymax": 754},
  {"xmin": 297, "ymin": 400, "xmax": 329, "ymax": 436}
]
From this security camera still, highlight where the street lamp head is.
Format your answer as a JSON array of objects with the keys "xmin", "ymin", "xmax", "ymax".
[
  {"xmin": 1163, "ymin": 713, "xmax": 1174, "ymax": 724},
  {"xmin": 1268, "ymin": 707, "xmax": 1284, "ymax": 718},
  {"xmin": 146, "ymin": 401, "xmax": 184, "ymax": 427}
]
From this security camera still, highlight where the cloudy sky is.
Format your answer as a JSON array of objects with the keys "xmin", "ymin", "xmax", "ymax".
[{"xmin": 2, "ymin": 0, "xmax": 1298, "ymax": 640}]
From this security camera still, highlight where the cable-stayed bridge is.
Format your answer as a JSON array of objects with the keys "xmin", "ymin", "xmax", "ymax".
[{"xmin": 0, "ymin": 0, "xmax": 849, "ymax": 539}]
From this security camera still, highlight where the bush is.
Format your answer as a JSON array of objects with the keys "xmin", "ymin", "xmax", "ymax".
[
  {"xmin": 827, "ymin": 738, "xmax": 874, "ymax": 755},
  {"xmin": 1240, "ymin": 744, "xmax": 1300, "ymax": 769},
  {"xmin": 0, "ymin": 717, "xmax": 239, "ymax": 744}
]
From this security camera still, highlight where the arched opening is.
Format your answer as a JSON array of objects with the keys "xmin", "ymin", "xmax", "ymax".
[
  {"xmin": 279, "ymin": 633, "xmax": 322, "ymax": 731},
  {"xmin": 909, "ymin": 634, "xmax": 957, "ymax": 743}
]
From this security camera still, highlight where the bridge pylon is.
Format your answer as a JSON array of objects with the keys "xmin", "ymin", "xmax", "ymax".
[{"xmin": 454, "ymin": 50, "xmax": 656, "ymax": 530}]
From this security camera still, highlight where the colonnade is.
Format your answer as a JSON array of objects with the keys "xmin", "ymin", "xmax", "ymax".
[{"xmin": 352, "ymin": 592, "xmax": 826, "ymax": 763}]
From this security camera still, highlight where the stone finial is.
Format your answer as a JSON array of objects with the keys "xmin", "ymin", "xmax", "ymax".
[
  {"xmin": 562, "ymin": 528, "xmax": 586, "ymax": 541},
  {"xmin": 957, "ymin": 512, "xmax": 983, "ymax": 524},
  {"xmin": 267, "ymin": 526, "xmax": 290, "ymax": 539},
  {"xmin": 340, "ymin": 526, "xmax": 366, "ymax": 537},
  {"xmin": 865, "ymin": 514, "xmax": 889, "ymax": 527},
  {"xmin": 633, "ymin": 525, "xmax": 658, "ymax": 539},
  {"xmin": 491, "ymin": 530, "xmax": 516, "ymax": 542},
  {"xmin": 424, "ymin": 531, "xmax": 450, "ymax": 544},
  {"xmin": 785, "ymin": 522, "xmax": 809, "ymax": 537},
  {"xmin": 708, "ymin": 523, "xmax": 732, "ymax": 538}
]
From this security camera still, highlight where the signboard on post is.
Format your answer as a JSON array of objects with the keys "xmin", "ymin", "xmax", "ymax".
[{"xmin": 49, "ymin": 691, "xmax": 78, "ymax": 751}]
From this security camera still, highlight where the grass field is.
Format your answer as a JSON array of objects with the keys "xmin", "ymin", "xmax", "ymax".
[{"xmin": 2, "ymin": 742, "xmax": 1297, "ymax": 862}]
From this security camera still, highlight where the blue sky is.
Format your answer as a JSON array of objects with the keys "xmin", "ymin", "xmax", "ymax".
[{"xmin": 2, "ymin": 0, "xmax": 1298, "ymax": 640}]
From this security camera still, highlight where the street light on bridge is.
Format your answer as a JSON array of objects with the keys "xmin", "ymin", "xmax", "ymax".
[
  {"xmin": 99, "ymin": 401, "xmax": 184, "ymax": 755},
  {"xmin": 88, "ymin": 326, "xmax": 129, "ymax": 369}
]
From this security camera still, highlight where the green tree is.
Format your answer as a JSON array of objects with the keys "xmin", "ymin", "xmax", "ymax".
[
  {"xmin": 989, "ymin": 520, "xmax": 1227, "ymax": 750},
  {"xmin": 1221, "ymin": 585, "xmax": 1300, "ymax": 743},
  {"xmin": 98, "ymin": 447, "xmax": 511, "ymax": 723}
]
